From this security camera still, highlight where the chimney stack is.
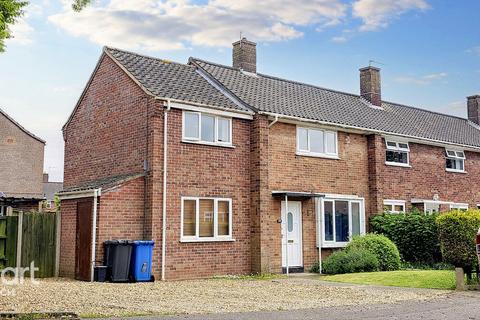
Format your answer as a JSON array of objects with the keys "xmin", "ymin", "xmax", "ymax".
[
  {"xmin": 360, "ymin": 66, "xmax": 382, "ymax": 107},
  {"xmin": 232, "ymin": 37, "xmax": 256, "ymax": 73},
  {"xmin": 468, "ymin": 95, "xmax": 480, "ymax": 125}
]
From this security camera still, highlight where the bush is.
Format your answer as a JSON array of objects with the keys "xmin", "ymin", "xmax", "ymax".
[
  {"xmin": 309, "ymin": 262, "xmax": 320, "ymax": 273},
  {"xmin": 370, "ymin": 210, "xmax": 441, "ymax": 264},
  {"xmin": 322, "ymin": 248, "xmax": 379, "ymax": 275},
  {"xmin": 437, "ymin": 210, "xmax": 480, "ymax": 272},
  {"xmin": 346, "ymin": 233, "xmax": 401, "ymax": 271}
]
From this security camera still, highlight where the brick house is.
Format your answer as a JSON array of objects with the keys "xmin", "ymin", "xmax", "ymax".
[
  {"xmin": 59, "ymin": 38, "xmax": 480, "ymax": 280},
  {"xmin": 0, "ymin": 108, "xmax": 45, "ymax": 214}
]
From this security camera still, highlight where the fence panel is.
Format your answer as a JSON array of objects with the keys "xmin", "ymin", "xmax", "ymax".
[
  {"xmin": 0, "ymin": 217, "xmax": 17, "ymax": 268},
  {"xmin": 21, "ymin": 212, "xmax": 57, "ymax": 278}
]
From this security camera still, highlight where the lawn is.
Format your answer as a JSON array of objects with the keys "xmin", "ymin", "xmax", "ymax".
[{"xmin": 321, "ymin": 270, "xmax": 456, "ymax": 290}]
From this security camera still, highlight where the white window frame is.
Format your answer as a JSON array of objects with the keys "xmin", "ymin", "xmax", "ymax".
[
  {"xmin": 296, "ymin": 126, "xmax": 338, "ymax": 159},
  {"xmin": 450, "ymin": 203, "xmax": 469, "ymax": 211},
  {"xmin": 445, "ymin": 149, "xmax": 466, "ymax": 173},
  {"xmin": 385, "ymin": 140, "xmax": 410, "ymax": 167},
  {"xmin": 318, "ymin": 195, "xmax": 365, "ymax": 248},
  {"xmin": 180, "ymin": 196, "xmax": 234, "ymax": 242},
  {"xmin": 383, "ymin": 200, "xmax": 406, "ymax": 214},
  {"xmin": 182, "ymin": 111, "xmax": 233, "ymax": 147}
]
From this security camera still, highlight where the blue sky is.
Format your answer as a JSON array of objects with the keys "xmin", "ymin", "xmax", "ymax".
[{"xmin": 0, "ymin": 0, "xmax": 479, "ymax": 181}]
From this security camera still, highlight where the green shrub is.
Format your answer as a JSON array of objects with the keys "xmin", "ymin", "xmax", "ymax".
[
  {"xmin": 346, "ymin": 233, "xmax": 401, "ymax": 271},
  {"xmin": 323, "ymin": 248, "xmax": 379, "ymax": 275},
  {"xmin": 370, "ymin": 210, "xmax": 441, "ymax": 264},
  {"xmin": 437, "ymin": 210, "xmax": 480, "ymax": 272},
  {"xmin": 309, "ymin": 262, "xmax": 320, "ymax": 273}
]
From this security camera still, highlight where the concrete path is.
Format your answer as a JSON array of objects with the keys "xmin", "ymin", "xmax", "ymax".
[{"xmin": 124, "ymin": 292, "xmax": 480, "ymax": 320}]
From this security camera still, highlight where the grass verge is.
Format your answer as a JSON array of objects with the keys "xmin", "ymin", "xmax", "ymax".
[{"xmin": 321, "ymin": 270, "xmax": 455, "ymax": 290}]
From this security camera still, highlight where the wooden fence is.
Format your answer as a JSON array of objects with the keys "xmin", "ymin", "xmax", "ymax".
[{"xmin": 0, "ymin": 211, "xmax": 59, "ymax": 278}]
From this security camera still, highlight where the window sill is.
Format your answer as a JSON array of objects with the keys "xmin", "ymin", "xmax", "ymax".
[
  {"xmin": 296, "ymin": 151, "xmax": 340, "ymax": 160},
  {"xmin": 320, "ymin": 242, "xmax": 348, "ymax": 248},
  {"xmin": 446, "ymin": 169, "xmax": 467, "ymax": 174},
  {"xmin": 180, "ymin": 237, "xmax": 235, "ymax": 243},
  {"xmin": 385, "ymin": 162, "xmax": 411, "ymax": 168},
  {"xmin": 182, "ymin": 140, "xmax": 235, "ymax": 148}
]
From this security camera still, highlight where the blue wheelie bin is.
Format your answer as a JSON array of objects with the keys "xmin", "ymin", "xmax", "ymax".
[{"xmin": 130, "ymin": 240, "xmax": 154, "ymax": 282}]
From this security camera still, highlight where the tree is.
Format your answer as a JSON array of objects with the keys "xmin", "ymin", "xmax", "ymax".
[
  {"xmin": 0, "ymin": 0, "xmax": 28, "ymax": 52},
  {"xmin": 72, "ymin": 0, "xmax": 91, "ymax": 12}
]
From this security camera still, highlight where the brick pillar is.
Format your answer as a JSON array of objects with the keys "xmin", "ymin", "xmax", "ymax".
[{"xmin": 367, "ymin": 134, "xmax": 384, "ymax": 219}]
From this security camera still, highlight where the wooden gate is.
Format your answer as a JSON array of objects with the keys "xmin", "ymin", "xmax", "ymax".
[{"xmin": 20, "ymin": 213, "xmax": 57, "ymax": 277}]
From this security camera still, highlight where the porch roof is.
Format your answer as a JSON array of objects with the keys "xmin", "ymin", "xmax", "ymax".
[{"xmin": 272, "ymin": 191, "xmax": 325, "ymax": 198}]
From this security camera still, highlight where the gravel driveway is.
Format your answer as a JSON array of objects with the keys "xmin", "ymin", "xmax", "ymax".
[{"xmin": 0, "ymin": 277, "xmax": 448, "ymax": 318}]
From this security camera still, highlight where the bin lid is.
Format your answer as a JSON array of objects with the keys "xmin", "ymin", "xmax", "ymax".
[
  {"xmin": 133, "ymin": 240, "xmax": 155, "ymax": 246},
  {"xmin": 104, "ymin": 239, "xmax": 133, "ymax": 245}
]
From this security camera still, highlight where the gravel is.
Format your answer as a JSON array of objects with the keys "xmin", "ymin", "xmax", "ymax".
[{"xmin": 0, "ymin": 277, "xmax": 448, "ymax": 318}]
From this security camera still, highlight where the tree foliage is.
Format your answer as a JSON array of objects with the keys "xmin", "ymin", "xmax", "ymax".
[
  {"xmin": 0, "ymin": 0, "xmax": 28, "ymax": 52},
  {"xmin": 72, "ymin": 0, "xmax": 91, "ymax": 12}
]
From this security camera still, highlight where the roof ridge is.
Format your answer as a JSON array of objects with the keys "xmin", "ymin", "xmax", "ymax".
[
  {"xmin": 104, "ymin": 46, "xmax": 193, "ymax": 69},
  {"xmin": 190, "ymin": 57, "xmax": 472, "ymax": 124},
  {"xmin": 0, "ymin": 107, "xmax": 46, "ymax": 144}
]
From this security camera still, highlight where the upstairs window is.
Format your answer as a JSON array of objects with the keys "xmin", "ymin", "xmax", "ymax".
[
  {"xmin": 297, "ymin": 127, "xmax": 338, "ymax": 158},
  {"xmin": 445, "ymin": 149, "xmax": 465, "ymax": 172},
  {"xmin": 385, "ymin": 140, "xmax": 410, "ymax": 166},
  {"xmin": 183, "ymin": 111, "xmax": 232, "ymax": 145}
]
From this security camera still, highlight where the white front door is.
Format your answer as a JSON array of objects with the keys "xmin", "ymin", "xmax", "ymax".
[{"xmin": 281, "ymin": 201, "xmax": 303, "ymax": 268}]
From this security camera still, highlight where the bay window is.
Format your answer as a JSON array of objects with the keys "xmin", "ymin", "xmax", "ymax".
[
  {"xmin": 320, "ymin": 197, "xmax": 365, "ymax": 247},
  {"xmin": 385, "ymin": 140, "xmax": 410, "ymax": 166},
  {"xmin": 297, "ymin": 127, "xmax": 338, "ymax": 158},
  {"xmin": 445, "ymin": 149, "xmax": 465, "ymax": 172},
  {"xmin": 183, "ymin": 111, "xmax": 232, "ymax": 145},
  {"xmin": 181, "ymin": 197, "xmax": 233, "ymax": 242}
]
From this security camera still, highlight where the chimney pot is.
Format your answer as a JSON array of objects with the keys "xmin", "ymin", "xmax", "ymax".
[
  {"xmin": 232, "ymin": 37, "xmax": 256, "ymax": 73},
  {"xmin": 468, "ymin": 95, "xmax": 480, "ymax": 125},
  {"xmin": 360, "ymin": 66, "xmax": 382, "ymax": 107}
]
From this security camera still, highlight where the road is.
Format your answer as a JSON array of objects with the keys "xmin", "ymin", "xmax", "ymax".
[{"xmin": 124, "ymin": 292, "xmax": 480, "ymax": 320}]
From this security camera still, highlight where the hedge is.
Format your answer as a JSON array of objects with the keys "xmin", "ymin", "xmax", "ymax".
[
  {"xmin": 370, "ymin": 210, "xmax": 441, "ymax": 264},
  {"xmin": 345, "ymin": 233, "xmax": 401, "ymax": 271},
  {"xmin": 322, "ymin": 248, "xmax": 379, "ymax": 274},
  {"xmin": 437, "ymin": 209, "xmax": 480, "ymax": 272}
]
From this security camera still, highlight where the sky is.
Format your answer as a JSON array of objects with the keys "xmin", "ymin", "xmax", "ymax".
[{"xmin": 0, "ymin": 0, "xmax": 479, "ymax": 182}]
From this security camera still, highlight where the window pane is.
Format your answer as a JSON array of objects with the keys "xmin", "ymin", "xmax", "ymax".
[
  {"xmin": 324, "ymin": 201, "xmax": 334, "ymax": 241},
  {"xmin": 335, "ymin": 201, "xmax": 349, "ymax": 242},
  {"xmin": 184, "ymin": 113, "xmax": 199, "ymax": 139},
  {"xmin": 384, "ymin": 204, "xmax": 393, "ymax": 211},
  {"xmin": 394, "ymin": 205, "xmax": 404, "ymax": 212},
  {"xmin": 287, "ymin": 212, "xmax": 294, "ymax": 232},
  {"xmin": 310, "ymin": 129, "xmax": 324, "ymax": 153},
  {"xmin": 217, "ymin": 200, "xmax": 230, "ymax": 236},
  {"xmin": 386, "ymin": 151, "xmax": 408, "ymax": 164},
  {"xmin": 298, "ymin": 128, "xmax": 308, "ymax": 150},
  {"xmin": 183, "ymin": 200, "xmax": 196, "ymax": 236},
  {"xmin": 351, "ymin": 202, "xmax": 360, "ymax": 237},
  {"xmin": 446, "ymin": 150, "xmax": 456, "ymax": 157},
  {"xmin": 386, "ymin": 141, "xmax": 397, "ymax": 149},
  {"xmin": 325, "ymin": 131, "xmax": 336, "ymax": 154},
  {"xmin": 217, "ymin": 118, "xmax": 230, "ymax": 143},
  {"xmin": 398, "ymin": 143, "xmax": 409, "ymax": 150},
  {"xmin": 201, "ymin": 115, "xmax": 215, "ymax": 142},
  {"xmin": 459, "ymin": 160, "xmax": 464, "ymax": 171},
  {"xmin": 446, "ymin": 158, "xmax": 454, "ymax": 169},
  {"xmin": 199, "ymin": 199, "xmax": 214, "ymax": 237},
  {"xmin": 456, "ymin": 151, "xmax": 465, "ymax": 158}
]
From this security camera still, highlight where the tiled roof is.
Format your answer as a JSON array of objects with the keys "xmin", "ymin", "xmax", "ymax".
[
  {"xmin": 104, "ymin": 47, "xmax": 250, "ymax": 113},
  {"xmin": 191, "ymin": 58, "xmax": 480, "ymax": 148},
  {"xmin": 60, "ymin": 173, "xmax": 144, "ymax": 193}
]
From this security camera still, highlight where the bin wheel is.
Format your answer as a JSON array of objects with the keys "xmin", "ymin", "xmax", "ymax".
[{"xmin": 150, "ymin": 275, "xmax": 155, "ymax": 282}]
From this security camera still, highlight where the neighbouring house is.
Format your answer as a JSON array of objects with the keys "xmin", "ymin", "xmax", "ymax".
[
  {"xmin": 0, "ymin": 108, "xmax": 45, "ymax": 215},
  {"xmin": 58, "ymin": 38, "xmax": 480, "ymax": 281},
  {"xmin": 42, "ymin": 173, "xmax": 63, "ymax": 212}
]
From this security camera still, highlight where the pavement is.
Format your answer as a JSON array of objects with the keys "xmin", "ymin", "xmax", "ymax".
[{"xmin": 121, "ymin": 291, "xmax": 480, "ymax": 320}]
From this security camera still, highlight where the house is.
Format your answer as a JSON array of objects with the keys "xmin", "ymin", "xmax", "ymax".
[
  {"xmin": 0, "ymin": 108, "xmax": 45, "ymax": 215},
  {"xmin": 58, "ymin": 38, "xmax": 480, "ymax": 281},
  {"xmin": 42, "ymin": 173, "xmax": 63, "ymax": 212}
]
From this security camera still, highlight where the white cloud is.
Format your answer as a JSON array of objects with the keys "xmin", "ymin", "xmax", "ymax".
[
  {"xmin": 331, "ymin": 36, "xmax": 347, "ymax": 43},
  {"xmin": 48, "ymin": 0, "xmax": 347, "ymax": 51},
  {"xmin": 467, "ymin": 46, "xmax": 480, "ymax": 56},
  {"xmin": 5, "ymin": 3, "xmax": 42, "ymax": 46},
  {"xmin": 353, "ymin": 0, "xmax": 429, "ymax": 31},
  {"xmin": 394, "ymin": 72, "xmax": 447, "ymax": 85}
]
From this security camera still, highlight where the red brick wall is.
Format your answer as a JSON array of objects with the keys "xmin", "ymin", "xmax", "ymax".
[
  {"xmin": 63, "ymin": 54, "xmax": 149, "ymax": 188},
  {"xmin": 96, "ymin": 176, "xmax": 145, "ymax": 263},
  {"xmin": 266, "ymin": 122, "xmax": 370, "ymax": 272},
  {"xmin": 370, "ymin": 136, "xmax": 480, "ymax": 211},
  {"xmin": 158, "ymin": 108, "xmax": 252, "ymax": 280}
]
